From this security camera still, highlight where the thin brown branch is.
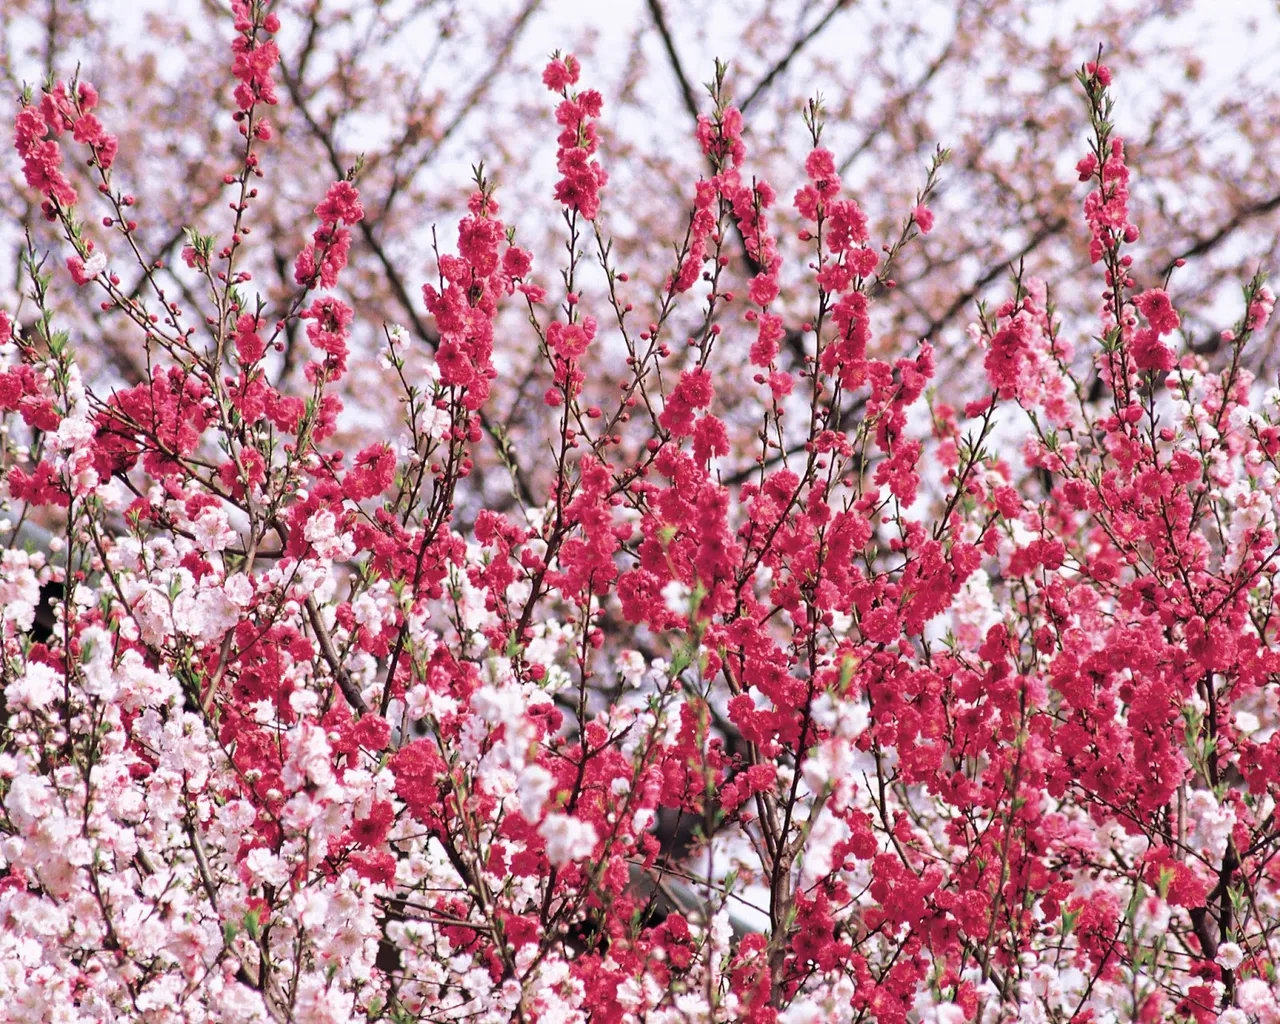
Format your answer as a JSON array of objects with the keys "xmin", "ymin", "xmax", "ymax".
[{"xmin": 739, "ymin": 0, "xmax": 853, "ymax": 114}]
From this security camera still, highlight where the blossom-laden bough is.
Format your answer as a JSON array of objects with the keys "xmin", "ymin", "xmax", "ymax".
[{"xmin": 0, "ymin": 5, "xmax": 1278, "ymax": 1023}]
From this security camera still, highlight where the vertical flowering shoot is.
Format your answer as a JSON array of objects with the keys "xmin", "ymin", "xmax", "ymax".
[
  {"xmin": 294, "ymin": 178, "xmax": 364, "ymax": 289},
  {"xmin": 13, "ymin": 83, "xmax": 81, "ymax": 216},
  {"xmin": 545, "ymin": 51, "xmax": 607, "ymax": 222}
]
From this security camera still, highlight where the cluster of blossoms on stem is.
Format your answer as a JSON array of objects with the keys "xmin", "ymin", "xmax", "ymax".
[
  {"xmin": 545, "ymin": 53, "xmax": 608, "ymax": 223},
  {"xmin": 15, "ymin": 77, "xmax": 118, "ymax": 230},
  {"xmin": 4, "ymin": 22, "xmax": 1280, "ymax": 1024}
]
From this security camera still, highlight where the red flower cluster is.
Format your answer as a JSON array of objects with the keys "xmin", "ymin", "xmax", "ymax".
[
  {"xmin": 546, "ymin": 53, "xmax": 608, "ymax": 221},
  {"xmin": 3, "ymin": 32, "xmax": 1279, "ymax": 1024}
]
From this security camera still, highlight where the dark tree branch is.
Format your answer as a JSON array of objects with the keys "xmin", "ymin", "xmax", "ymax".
[
  {"xmin": 644, "ymin": 0, "xmax": 702, "ymax": 122},
  {"xmin": 919, "ymin": 215, "xmax": 1068, "ymax": 341},
  {"xmin": 740, "ymin": 0, "xmax": 852, "ymax": 114},
  {"xmin": 837, "ymin": 27, "xmax": 960, "ymax": 176},
  {"xmin": 1161, "ymin": 191, "xmax": 1280, "ymax": 277}
]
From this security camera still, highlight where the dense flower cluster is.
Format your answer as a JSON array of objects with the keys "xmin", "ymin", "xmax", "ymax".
[
  {"xmin": 546, "ymin": 53, "xmax": 608, "ymax": 223},
  {"xmin": 1, "ymin": 16, "xmax": 1279, "ymax": 1024}
]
